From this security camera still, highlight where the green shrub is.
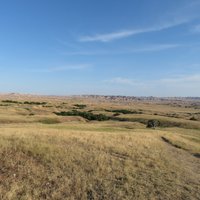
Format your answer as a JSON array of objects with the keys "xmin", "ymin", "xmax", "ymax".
[
  {"xmin": 113, "ymin": 113, "xmax": 120, "ymax": 117},
  {"xmin": 190, "ymin": 116, "xmax": 197, "ymax": 121},
  {"xmin": 106, "ymin": 109, "xmax": 142, "ymax": 114},
  {"xmin": 74, "ymin": 104, "xmax": 87, "ymax": 109},
  {"xmin": 2, "ymin": 100, "xmax": 47, "ymax": 105},
  {"xmin": 146, "ymin": 120, "xmax": 160, "ymax": 128},
  {"xmin": 24, "ymin": 101, "xmax": 47, "ymax": 105},
  {"xmin": 54, "ymin": 110, "xmax": 110, "ymax": 121},
  {"xmin": 2, "ymin": 100, "xmax": 21, "ymax": 104}
]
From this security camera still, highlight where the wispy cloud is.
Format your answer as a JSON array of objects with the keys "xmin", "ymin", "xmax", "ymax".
[
  {"xmin": 31, "ymin": 64, "xmax": 91, "ymax": 73},
  {"xmin": 79, "ymin": 0, "xmax": 200, "ymax": 43},
  {"xmin": 79, "ymin": 19, "xmax": 190, "ymax": 42},
  {"xmin": 104, "ymin": 77, "xmax": 145, "ymax": 87},
  {"xmin": 63, "ymin": 50, "xmax": 107, "ymax": 56},
  {"xmin": 104, "ymin": 74, "xmax": 200, "ymax": 96},
  {"xmin": 106, "ymin": 74, "xmax": 200, "ymax": 86},
  {"xmin": 160, "ymin": 74, "xmax": 200, "ymax": 84},
  {"xmin": 191, "ymin": 24, "xmax": 200, "ymax": 33},
  {"xmin": 80, "ymin": 30, "xmax": 144, "ymax": 42},
  {"xmin": 63, "ymin": 43, "xmax": 180, "ymax": 56},
  {"xmin": 130, "ymin": 44, "xmax": 180, "ymax": 53}
]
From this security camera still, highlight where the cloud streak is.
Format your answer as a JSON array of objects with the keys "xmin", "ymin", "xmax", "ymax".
[
  {"xmin": 79, "ymin": 1, "xmax": 200, "ymax": 43},
  {"xmin": 130, "ymin": 44, "xmax": 180, "ymax": 53},
  {"xmin": 103, "ymin": 73, "xmax": 200, "ymax": 96},
  {"xmin": 79, "ymin": 19, "xmax": 190, "ymax": 42},
  {"xmin": 192, "ymin": 24, "xmax": 200, "ymax": 33},
  {"xmin": 160, "ymin": 74, "xmax": 200, "ymax": 84},
  {"xmin": 106, "ymin": 74, "xmax": 200, "ymax": 86},
  {"xmin": 104, "ymin": 77, "xmax": 138, "ymax": 86},
  {"xmin": 30, "ymin": 64, "xmax": 91, "ymax": 73},
  {"xmin": 63, "ymin": 43, "xmax": 180, "ymax": 56},
  {"xmin": 104, "ymin": 77, "xmax": 146, "ymax": 88}
]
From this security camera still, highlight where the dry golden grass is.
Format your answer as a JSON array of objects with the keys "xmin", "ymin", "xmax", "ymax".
[{"xmin": 0, "ymin": 95, "xmax": 200, "ymax": 199}]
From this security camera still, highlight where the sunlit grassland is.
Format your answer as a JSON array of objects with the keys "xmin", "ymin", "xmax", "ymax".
[{"xmin": 0, "ymin": 95, "xmax": 200, "ymax": 199}]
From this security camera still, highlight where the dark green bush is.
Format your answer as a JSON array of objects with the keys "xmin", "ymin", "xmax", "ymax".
[
  {"xmin": 106, "ymin": 109, "xmax": 142, "ymax": 114},
  {"xmin": 2, "ymin": 100, "xmax": 47, "ymax": 105},
  {"xmin": 74, "ymin": 104, "xmax": 87, "ymax": 109},
  {"xmin": 2, "ymin": 100, "xmax": 21, "ymax": 104},
  {"xmin": 113, "ymin": 113, "xmax": 120, "ymax": 117},
  {"xmin": 190, "ymin": 116, "xmax": 197, "ymax": 121},
  {"xmin": 146, "ymin": 120, "xmax": 160, "ymax": 128},
  {"xmin": 54, "ymin": 110, "xmax": 110, "ymax": 121},
  {"xmin": 24, "ymin": 101, "xmax": 47, "ymax": 105}
]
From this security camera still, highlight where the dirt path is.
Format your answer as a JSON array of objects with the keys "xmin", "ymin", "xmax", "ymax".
[{"xmin": 160, "ymin": 135, "xmax": 200, "ymax": 199}]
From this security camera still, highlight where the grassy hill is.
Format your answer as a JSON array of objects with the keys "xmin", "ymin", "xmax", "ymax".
[{"xmin": 0, "ymin": 94, "xmax": 199, "ymax": 199}]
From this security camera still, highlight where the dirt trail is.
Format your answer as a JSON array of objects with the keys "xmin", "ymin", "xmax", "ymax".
[{"xmin": 161, "ymin": 135, "xmax": 200, "ymax": 181}]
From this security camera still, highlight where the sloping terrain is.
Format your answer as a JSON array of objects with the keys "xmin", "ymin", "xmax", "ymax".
[{"xmin": 0, "ymin": 94, "xmax": 199, "ymax": 199}]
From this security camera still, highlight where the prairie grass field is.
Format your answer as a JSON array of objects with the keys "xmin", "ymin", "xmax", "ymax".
[{"xmin": 0, "ymin": 94, "xmax": 200, "ymax": 200}]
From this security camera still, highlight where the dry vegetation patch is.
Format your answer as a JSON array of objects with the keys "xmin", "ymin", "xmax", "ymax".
[
  {"xmin": 0, "ymin": 95, "xmax": 200, "ymax": 199},
  {"xmin": 0, "ymin": 125, "xmax": 200, "ymax": 200}
]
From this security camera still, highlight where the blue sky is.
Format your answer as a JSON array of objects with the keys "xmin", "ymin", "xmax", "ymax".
[{"xmin": 0, "ymin": 0, "xmax": 200, "ymax": 96}]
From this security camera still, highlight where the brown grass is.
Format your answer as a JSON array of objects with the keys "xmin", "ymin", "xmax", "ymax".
[{"xmin": 0, "ymin": 94, "xmax": 200, "ymax": 199}]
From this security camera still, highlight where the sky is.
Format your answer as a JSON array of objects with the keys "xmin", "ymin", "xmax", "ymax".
[{"xmin": 0, "ymin": 0, "xmax": 200, "ymax": 96}]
